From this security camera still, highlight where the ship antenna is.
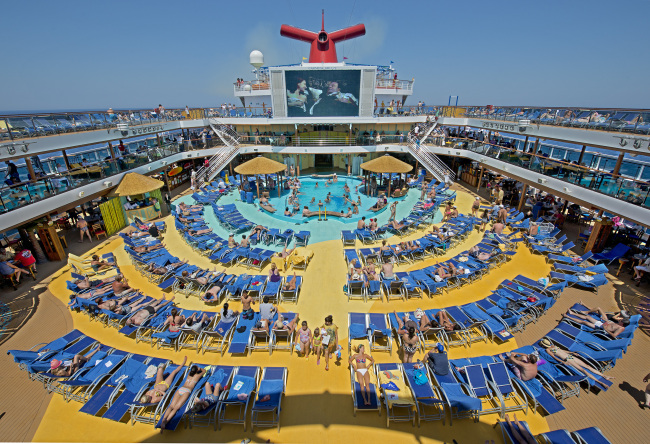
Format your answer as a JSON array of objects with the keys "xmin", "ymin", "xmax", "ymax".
[{"xmin": 321, "ymin": 9, "xmax": 325, "ymax": 31}]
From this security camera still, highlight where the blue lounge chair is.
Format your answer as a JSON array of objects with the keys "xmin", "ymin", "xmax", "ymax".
[
  {"xmin": 349, "ymin": 362, "xmax": 380, "ymax": 415},
  {"xmin": 591, "ymin": 243, "xmax": 630, "ymax": 265},
  {"xmin": 280, "ymin": 275, "xmax": 301, "ymax": 303},
  {"xmin": 572, "ymin": 427, "xmax": 612, "ymax": 444},
  {"xmin": 341, "ymin": 230, "xmax": 356, "ymax": 246},
  {"xmin": 228, "ymin": 313, "xmax": 259, "ymax": 354},
  {"xmin": 217, "ymin": 366, "xmax": 260, "ymax": 430},
  {"xmin": 186, "ymin": 365, "xmax": 234, "ymax": 430},
  {"xmin": 376, "ymin": 363, "xmax": 416, "ymax": 427},
  {"xmin": 401, "ymin": 362, "xmax": 445, "ymax": 426},
  {"xmin": 199, "ymin": 315, "xmax": 236, "ymax": 355},
  {"xmin": 251, "ymin": 367, "xmax": 286, "ymax": 431}
]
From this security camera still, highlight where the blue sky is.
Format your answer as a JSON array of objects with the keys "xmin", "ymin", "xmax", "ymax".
[{"xmin": 1, "ymin": 0, "xmax": 649, "ymax": 111}]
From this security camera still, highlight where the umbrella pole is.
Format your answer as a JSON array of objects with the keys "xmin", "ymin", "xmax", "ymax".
[
  {"xmin": 388, "ymin": 177, "xmax": 392, "ymax": 198},
  {"xmin": 256, "ymin": 176, "xmax": 260, "ymax": 200},
  {"xmin": 278, "ymin": 172, "xmax": 281, "ymax": 198}
]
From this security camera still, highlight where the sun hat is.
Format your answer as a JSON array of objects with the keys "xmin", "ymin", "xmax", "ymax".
[{"xmin": 539, "ymin": 338, "xmax": 552, "ymax": 348}]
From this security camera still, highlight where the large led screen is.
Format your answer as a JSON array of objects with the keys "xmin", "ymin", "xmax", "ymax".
[{"xmin": 285, "ymin": 69, "xmax": 361, "ymax": 117}]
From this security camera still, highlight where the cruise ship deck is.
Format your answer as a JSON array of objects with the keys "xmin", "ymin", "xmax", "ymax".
[{"xmin": 2, "ymin": 3, "xmax": 650, "ymax": 444}]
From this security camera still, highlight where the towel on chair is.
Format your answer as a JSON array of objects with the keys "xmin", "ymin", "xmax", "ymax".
[
  {"xmin": 226, "ymin": 375, "xmax": 255, "ymax": 402},
  {"xmin": 256, "ymin": 379, "xmax": 283, "ymax": 406},
  {"xmin": 379, "ymin": 370, "xmax": 414, "ymax": 407},
  {"xmin": 349, "ymin": 323, "xmax": 368, "ymax": 339},
  {"xmin": 440, "ymin": 382, "xmax": 482, "ymax": 412},
  {"xmin": 152, "ymin": 331, "xmax": 181, "ymax": 343}
]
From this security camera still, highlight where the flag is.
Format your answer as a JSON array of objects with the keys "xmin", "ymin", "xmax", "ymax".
[
  {"xmin": 343, "ymin": 57, "xmax": 348, "ymax": 60},
  {"xmin": 390, "ymin": 60, "xmax": 394, "ymax": 63},
  {"xmin": 302, "ymin": 57, "xmax": 307, "ymax": 60}
]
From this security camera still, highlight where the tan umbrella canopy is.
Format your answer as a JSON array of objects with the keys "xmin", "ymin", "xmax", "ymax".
[
  {"xmin": 234, "ymin": 155, "xmax": 286, "ymax": 198},
  {"xmin": 114, "ymin": 172, "xmax": 164, "ymax": 196},
  {"xmin": 360, "ymin": 154, "xmax": 413, "ymax": 196}
]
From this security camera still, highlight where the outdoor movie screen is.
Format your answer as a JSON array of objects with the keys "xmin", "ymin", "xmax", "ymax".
[{"xmin": 285, "ymin": 69, "xmax": 361, "ymax": 117}]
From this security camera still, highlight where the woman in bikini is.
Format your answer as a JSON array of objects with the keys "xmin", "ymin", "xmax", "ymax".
[
  {"xmin": 312, "ymin": 328, "xmax": 323, "ymax": 365},
  {"xmin": 539, "ymin": 338, "xmax": 613, "ymax": 390},
  {"xmin": 282, "ymin": 272, "xmax": 298, "ymax": 291},
  {"xmin": 401, "ymin": 326, "xmax": 419, "ymax": 363},
  {"xmin": 140, "ymin": 357, "xmax": 186, "ymax": 406},
  {"xmin": 159, "ymin": 359, "xmax": 206, "ymax": 432},
  {"xmin": 349, "ymin": 344, "xmax": 375, "ymax": 405},
  {"xmin": 163, "ymin": 308, "xmax": 185, "ymax": 334}
]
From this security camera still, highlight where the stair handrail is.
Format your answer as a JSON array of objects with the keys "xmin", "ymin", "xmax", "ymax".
[{"xmin": 405, "ymin": 120, "xmax": 455, "ymax": 183}]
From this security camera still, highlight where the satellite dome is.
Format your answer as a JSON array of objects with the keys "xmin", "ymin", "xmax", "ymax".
[{"xmin": 249, "ymin": 50, "xmax": 264, "ymax": 68}]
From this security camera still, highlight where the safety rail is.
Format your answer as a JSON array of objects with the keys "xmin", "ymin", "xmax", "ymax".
[{"xmin": 405, "ymin": 121, "xmax": 455, "ymax": 183}]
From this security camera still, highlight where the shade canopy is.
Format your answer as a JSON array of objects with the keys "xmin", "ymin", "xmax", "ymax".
[
  {"xmin": 360, "ymin": 154, "xmax": 413, "ymax": 174},
  {"xmin": 114, "ymin": 172, "xmax": 164, "ymax": 196},
  {"xmin": 234, "ymin": 155, "xmax": 286, "ymax": 175}
]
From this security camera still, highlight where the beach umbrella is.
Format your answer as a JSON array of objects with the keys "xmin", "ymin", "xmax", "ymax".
[
  {"xmin": 360, "ymin": 154, "xmax": 412, "ymax": 197},
  {"xmin": 234, "ymin": 155, "xmax": 286, "ymax": 198},
  {"xmin": 113, "ymin": 172, "xmax": 164, "ymax": 196}
]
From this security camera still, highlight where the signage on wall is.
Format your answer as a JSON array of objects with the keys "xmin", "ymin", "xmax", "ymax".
[
  {"xmin": 481, "ymin": 121, "xmax": 516, "ymax": 132},
  {"xmin": 129, "ymin": 125, "xmax": 164, "ymax": 136}
]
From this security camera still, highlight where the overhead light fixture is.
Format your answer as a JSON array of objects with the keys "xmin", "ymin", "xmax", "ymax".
[
  {"xmin": 148, "ymin": 166, "xmax": 152, "ymax": 170},
  {"xmin": 20, "ymin": 145, "xmax": 29, "ymax": 153},
  {"xmin": 162, "ymin": 161, "xmax": 168, "ymax": 165},
  {"xmin": 563, "ymin": 187, "xmax": 571, "ymax": 193},
  {"xmin": 103, "ymin": 181, "xmax": 112, "ymax": 187},
  {"xmin": 538, "ymin": 178, "xmax": 547, "ymax": 184},
  {"xmin": 79, "ymin": 191, "xmax": 85, "ymax": 197}
]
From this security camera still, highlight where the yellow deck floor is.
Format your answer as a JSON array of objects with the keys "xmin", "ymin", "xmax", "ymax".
[{"xmin": 34, "ymin": 189, "xmax": 555, "ymax": 443}]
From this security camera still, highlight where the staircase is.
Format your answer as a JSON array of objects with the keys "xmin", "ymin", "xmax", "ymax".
[
  {"xmin": 194, "ymin": 120, "xmax": 242, "ymax": 185},
  {"xmin": 405, "ymin": 120, "xmax": 455, "ymax": 183}
]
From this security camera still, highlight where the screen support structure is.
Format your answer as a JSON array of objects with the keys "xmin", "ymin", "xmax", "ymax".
[{"xmin": 280, "ymin": 10, "xmax": 366, "ymax": 63}]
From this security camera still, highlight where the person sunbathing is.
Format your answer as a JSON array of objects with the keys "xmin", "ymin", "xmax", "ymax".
[
  {"xmin": 369, "ymin": 218, "xmax": 377, "ymax": 231},
  {"xmin": 279, "ymin": 245, "xmax": 296, "ymax": 258},
  {"xmin": 381, "ymin": 257, "xmax": 395, "ymax": 279},
  {"xmin": 250, "ymin": 225, "xmax": 267, "ymax": 237},
  {"xmin": 111, "ymin": 275, "xmax": 132, "ymax": 296},
  {"xmin": 393, "ymin": 311, "xmax": 421, "ymax": 335},
  {"xmin": 577, "ymin": 302, "xmax": 630, "ymax": 325},
  {"xmin": 96, "ymin": 294, "xmax": 138, "ymax": 313},
  {"xmin": 282, "ymin": 273, "xmax": 298, "ymax": 291},
  {"xmin": 538, "ymin": 338, "xmax": 613, "ymax": 390},
  {"xmin": 73, "ymin": 276, "xmax": 116, "ymax": 290},
  {"xmin": 239, "ymin": 235, "xmax": 249, "ymax": 248},
  {"xmin": 190, "ymin": 380, "xmax": 223, "ymax": 413},
  {"xmin": 391, "ymin": 219, "xmax": 406, "ymax": 230},
  {"xmin": 501, "ymin": 414, "xmax": 536, "ymax": 444},
  {"xmin": 467, "ymin": 245, "xmax": 492, "ymax": 261},
  {"xmin": 499, "ymin": 352, "xmax": 538, "ymax": 381},
  {"xmin": 273, "ymin": 313, "xmax": 299, "ymax": 333},
  {"xmin": 349, "ymin": 344, "xmax": 375, "ymax": 405},
  {"xmin": 90, "ymin": 255, "xmax": 112, "ymax": 272},
  {"xmin": 126, "ymin": 296, "xmax": 175, "ymax": 326},
  {"xmin": 133, "ymin": 243, "xmax": 164, "ymax": 254},
  {"xmin": 362, "ymin": 260, "xmax": 378, "ymax": 281},
  {"xmin": 563, "ymin": 309, "xmax": 624, "ymax": 338},
  {"xmin": 183, "ymin": 313, "xmax": 213, "ymax": 334},
  {"xmin": 200, "ymin": 274, "xmax": 233, "ymax": 302},
  {"xmin": 140, "ymin": 357, "xmax": 187, "ymax": 406},
  {"xmin": 178, "ymin": 203, "xmax": 203, "ymax": 212},
  {"xmin": 436, "ymin": 263, "xmax": 452, "ymax": 279},
  {"xmin": 49, "ymin": 345, "xmax": 103, "ymax": 377},
  {"xmin": 435, "ymin": 310, "xmax": 461, "ymax": 332},
  {"xmin": 186, "ymin": 228, "xmax": 212, "ymax": 236},
  {"xmin": 162, "ymin": 308, "xmax": 185, "ymax": 334},
  {"xmin": 148, "ymin": 261, "xmax": 186, "ymax": 275}
]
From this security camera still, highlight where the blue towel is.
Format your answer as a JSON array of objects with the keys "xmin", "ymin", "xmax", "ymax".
[
  {"xmin": 152, "ymin": 331, "xmax": 181, "ymax": 344},
  {"xmin": 256, "ymin": 379, "xmax": 283, "ymax": 406},
  {"xmin": 381, "ymin": 381, "xmax": 400, "ymax": 391},
  {"xmin": 349, "ymin": 323, "xmax": 368, "ymax": 339},
  {"xmin": 368, "ymin": 281, "xmax": 381, "ymax": 293},
  {"xmin": 123, "ymin": 362, "xmax": 153, "ymax": 393},
  {"xmin": 227, "ymin": 375, "xmax": 255, "ymax": 402},
  {"xmin": 368, "ymin": 323, "xmax": 391, "ymax": 337},
  {"xmin": 440, "ymin": 382, "xmax": 482, "ymax": 412}
]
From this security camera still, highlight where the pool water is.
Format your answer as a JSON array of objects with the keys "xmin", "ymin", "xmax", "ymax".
[{"xmin": 267, "ymin": 176, "xmax": 383, "ymax": 221}]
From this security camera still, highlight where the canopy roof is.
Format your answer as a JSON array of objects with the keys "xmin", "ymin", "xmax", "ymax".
[
  {"xmin": 234, "ymin": 156, "xmax": 286, "ymax": 175},
  {"xmin": 360, "ymin": 154, "xmax": 413, "ymax": 174},
  {"xmin": 114, "ymin": 172, "xmax": 164, "ymax": 196}
]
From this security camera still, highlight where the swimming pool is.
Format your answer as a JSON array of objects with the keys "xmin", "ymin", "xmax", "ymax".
[{"xmin": 265, "ymin": 176, "xmax": 392, "ymax": 223}]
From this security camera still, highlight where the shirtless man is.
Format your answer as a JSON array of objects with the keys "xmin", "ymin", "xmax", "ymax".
[
  {"xmin": 49, "ymin": 345, "xmax": 103, "ymax": 377},
  {"xmin": 564, "ymin": 309, "xmax": 625, "ymax": 338},
  {"xmin": 148, "ymin": 260, "xmax": 186, "ymax": 275},
  {"xmin": 436, "ymin": 263, "xmax": 452, "ymax": 279},
  {"xmin": 200, "ymin": 276, "xmax": 233, "ymax": 303},
  {"xmin": 239, "ymin": 235, "xmax": 249, "ymax": 248},
  {"xmin": 190, "ymin": 381, "xmax": 223, "ymax": 414},
  {"xmin": 140, "ymin": 357, "xmax": 186, "ymax": 406},
  {"xmin": 111, "ymin": 275, "xmax": 132, "ymax": 296},
  {"xmin": 187, "ymin": 228, "xmax": 212, "ymax": 236},
  {"xmin": 99, "ymin": 294, "xmax": 148, "ymax": 316},
  {"xmin": 77, "ymin": 217, "xmax": 92, "ymax": 243},
  {"xmin": 126, "ymin": 296, "xmax": 174, "ymax": 326},
  {"xmin": 500, "ymin": 352, "xmax": 538, "ymax": 381},
  {"xmin": 497, "ymin": 206, "xmax": 508, "ymax": 224},
  {"xmin": 492, "ymin": 221, "xmax": 505, "ymax": 235},
  {"xmin": 278, "ymin": 245, "xmax": 296, "ymax": 258},
  {"xmin": 357, "ymin": 217, "xmax": 367, "ymax": 230},
  {"xmin": 381, "ymin": 257, "xmax": 395, "ymax": 279},
  {"xmin": 240, "ymin": 291, "xmax": 254, "ymax": 319},
  {"xmin": 73, "ymin": 275, "xmax": 116, "ymax": 291}
]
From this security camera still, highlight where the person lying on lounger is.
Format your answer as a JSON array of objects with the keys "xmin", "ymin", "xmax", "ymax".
[
  {"xmin": 272, "ymin": 313, "xmax": 299, "ymax": 333},
  {"xmin": 467, "ymin": 245, "xmax": 493, "ymax": 261},
  {"xmin": 538, "ymin": 338, "xmax": 613, "ymax": 390},
  {"xmin": 499, "ymin": 352, "xmax": 538, "ymax": 381},
  {"xmin": 563, "ymin": 309, "xmax": 625, "ymax": 338},
  {"xmin": 140, "ymin": 357, "xmax": 186, "ymax": 405},
  {"xmin": 435, "ymin": 263, "xmax": 454, "ymax": 279},
  {"xmin": 90, "ymin": 255, "xmax": 112, "ymax": 272},
  {"xmin": 349, "ymin": 344, "xmax": 375, "ymax": 405},
  {"xmin": 435, "ymin": 310, "xmax": 461, "ymax": 333},
  {"xmin": 250, "ymin": 225, "xmax": 268, "ymax": 238},
  {"xmin": 132, "ymin": 243, "xmax": 165, "ymax": 254},
  {"xmin": 362, "ymin": 259, "xmax": 379, "ymax": 281},
  {"xmin": 190, "ymin": 380, "xmax": 223, "ymax": 413},
  {"xmin": 110, "ymin": 275, "xmax": 132, "ymax": 296},
  {"xmin": 278, "ymin": 246, "xmax": 296, "ymax": 259},
  {"xmin": 158, "ymin": 361, "xmax": 207, "ymax": 432},
  {"xmin": 126, "ymin": 296, "xmax": 175, "ymax": 326},
  {"xmin": 391, "ymin": 220, "xmax": 407, "ymax": 230},
  {"xmin": 501, "ymin": 414, "xmax": 536, "ymax": 444},
  {"xmin": 185, "ymin": 228, "xmax": 212, "ymax": 236},
  {"xmin": 577, "ymin": 302, "xmax": 630, "ymax": 326},
  {"xmin": 147, "ymin": 261, "xmax": 187, "ymax": 275},
  {"xmin": 415, "ymin": 310, "xmax": 440, "ymax": 332},
  {"xmin": 49, "ymin": 345, "xmax": 103, "ymax": 377},
  {"xmin": 282, "ymin": 273, "xmax": 298, "ymax": 291},
  {"xmin": 183, "ymin": 313, "xmax": 213, "ymax": 334},
  {"xmin": 178, "ymin": 202, "xmax": 203, "ymax": 212},
  {"xmin": 73, "ymin": 275, "xmax": 117, "ymax": 290},
  {"xmin": 96, "ymin": 293, "xmax": 140, "ymax": 313}
]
